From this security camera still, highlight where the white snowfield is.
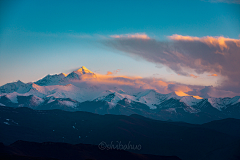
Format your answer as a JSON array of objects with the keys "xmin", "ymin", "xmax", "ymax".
[{"xmin": 0, "ymin": 66, "xmax": 239, "ymax": 111}]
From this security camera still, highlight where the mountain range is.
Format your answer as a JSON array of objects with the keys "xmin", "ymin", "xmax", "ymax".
[{"xmin": 0, "ymin": 66, "xmax": 239, "ymax": 123}]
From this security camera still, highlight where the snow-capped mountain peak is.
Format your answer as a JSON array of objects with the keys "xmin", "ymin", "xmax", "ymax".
[
  {"xmin": 76, "ymin": 66, "xmax": 93, "ymax": 74},
  {"xmin": 0, "ymin": 80, "xmax": 32, "ymax": 94},
  {"xmin": 73, "ymin": 66, "xmax": 93, "ymax": 75},
  {"xmin": 66, "ymin": 66, "xmax": 96, "ymax": 80},
  {"xmin": 207, "ymin": 96, "xmax": 240, "ymax": 111},
  {"xmin": 35, "ymin": 66, "xmax": 95, "ymax": 85},
  {"xmin": 180, "ymin": 96, "xmax": 203, "ymax": 107}
]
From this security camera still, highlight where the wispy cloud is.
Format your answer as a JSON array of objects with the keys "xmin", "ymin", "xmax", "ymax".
[
  {"xmin": 111, "ymin": 33, "xmax": 150, "ymax": 40},
  {"xmin": 203, "ymin": 0, "xmax": 240, "ymax": 4},
  {"xmin": 104, "ymin": 33, "xmax": 240, "ymax": 93},
  {"xmin": 208, "ymin": 74, "xmax": 218, "ymax": 77},
  {"xmin": 106, "ymin": 69, "xmax": 121, "ymax": 75},
  {"xmin": 190, "ymin": 74, "xmax": 199, "ymax": 78},
  {"xmin": 169, "ymin": 34, "xmax": 240, "ymax": 51},
  {"xmin": 106, "ymin": 71, "xmax": 113, "ymax": 75},
  {"xmin": 79, "ymin": 73, "xmax": 239, "ymax": 98},
  {"xmin": 5, "ymin": 29, "xmax": 95, "ymax": 39},
  {"xmin": 187, "ymin": 86, "xmax": 238, "ymax": 98}
]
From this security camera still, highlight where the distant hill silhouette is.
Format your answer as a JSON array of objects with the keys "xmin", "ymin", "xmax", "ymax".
[
  {"xmin": 0, "ymin": 140, "xmax": 180, "ymax": 160},
  {"xmin": 0, "ymin": 106, "xmax": 240, "ymax": 160}
]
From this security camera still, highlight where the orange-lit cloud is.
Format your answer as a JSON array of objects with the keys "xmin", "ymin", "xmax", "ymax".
[
  {"xmin": 167, "ymin": 84, "xmax": 193, "ymax": 93},
  {"xmin": 111, "ymin": 33, "xmax": 150, "ymax": 40},
  {"xmin": 208, "ymin": 74, "xmax": 218, "ymax": 77},
  {"xmin": 190, "ymin": 74, "xmax": 199, "ymax": 78},
  {"xmin": 175, "ymin": 91, "xmax": 203, "ymax": 99},
  {"xmin": 169, "ymin": 34, "xmax": 240, "ymax": 51},
  {"xmin": 114, "ymin": 69, "xmax": 121, "ymax": 74},
  {"xmin": 65, "ymin": 71, "xmax": 239, "ymax": 98},
  {"xmin": 105, "ymin": 34, "xmax": 240, "ymax": 93},
  {"xmin": 106, "ymin": 69, "xmax": 121, "ymax": 75},
  {"xmin": 175, "ymin": 90, "xmax": 190, "ymax": 96},
  {"xmin": 106, "ymin": 71, "xmax": 113, "ymax": 75},
  {"xmin": 192, "ymin": 96, "xmax": 203, "ymax": 99},
  {"xmin": 76, "ymin": 73, "xmax": 175, "ymax": 94}
]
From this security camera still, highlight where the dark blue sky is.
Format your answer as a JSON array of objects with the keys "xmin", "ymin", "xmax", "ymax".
[{"xmin": 1, "ymin": 0, "xmax": 239, "ymax": 37}]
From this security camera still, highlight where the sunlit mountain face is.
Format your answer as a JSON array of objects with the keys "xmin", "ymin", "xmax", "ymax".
[{"xmin": 0, "ymin": 66, "xmax": 239, "ymax": 124}]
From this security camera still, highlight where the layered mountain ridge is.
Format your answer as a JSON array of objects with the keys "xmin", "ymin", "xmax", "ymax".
[
  {"xmin": 1, "ymin": 66, "xmax": 239, "ymax": 123},
  {"xmin": 1, "ymin": 106, "xmax": 240, "ymax": 160}
]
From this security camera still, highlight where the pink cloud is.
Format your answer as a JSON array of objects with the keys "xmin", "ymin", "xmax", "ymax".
[
  {"xmin": 208, "ymin": 74, "xmax": 218, "ymax": 77},
  {"xmin": 106, "ymin": 71, "xmax": 113, "ymax": 75},
  {"xmin": 106, "ymin": 69, "xmax": 121, "ymax": 75},
  {"xmin": 169, "ymin": 34, "xmax": 240, "ymax": 51},
  {"xmin": 66, "ymin": 71, "xmax": 239, "ymax": 98},
  {"xmin": 190, "ymin": 74, "xmax": 199, "ymax": 78},
  {"xmin": 111, "ymin": 33, "xmax": 150, "ymax": 40},
  {"xmin": 104, "ymin": 34, "xmax": 240, "ymax": 93}
]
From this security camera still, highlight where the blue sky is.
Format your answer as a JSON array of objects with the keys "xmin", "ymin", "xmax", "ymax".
[{"xmin": 0, "ymin": 0, "xmax": 240, "ymax": 87}]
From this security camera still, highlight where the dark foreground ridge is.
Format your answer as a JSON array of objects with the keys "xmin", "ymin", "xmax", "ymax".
[
  {"xmin": 0, "ymin": 140, "xmax": 180, "ymax": 160},
  {"xmin": 0, "ymin": 106, "xmax": 240, "ymax": 160}
]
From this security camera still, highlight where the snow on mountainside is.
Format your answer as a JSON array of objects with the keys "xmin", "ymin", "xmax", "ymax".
[
  {"xmin": 5, "ymin": 92, "xmax": 20, "ymax": 103},
  {"xmin": 94, "ymin": 90, "xmax": 137, "ymax": 108},
  {"xmin": 208, "ymin": 96, "xmax": 240, "ymax": 111},
  {"xmin": 35, "ymin": 73, "xmax": 67, "ymax": 86},
  {"xmin": 180, "ymin": 96, "xmax": 203, "ymax": 107},
  {"xmin": 229, "ymin": 96, "xmax": 240, "ymax": 105},
  {"xmin": 0, "ymin": 80, "xmax": 32, "ymax": 94},
  {"xmin": 35, "ymin": 66, "xmax": 96, "ymax": 86},
  {"xmin": 0, "ymin": 66, "xmax": 239, "ymax": 116},
  {"xmin": 58, "ymin": 100, "xmax": 77, "ymax": 108},
  {"xmin": 208, "ymin": 97, "xmax": 230, "ymax": 110},
  {"xmin": 136, "ymin": 90, "xmax": 169, "ymax": 109}
]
